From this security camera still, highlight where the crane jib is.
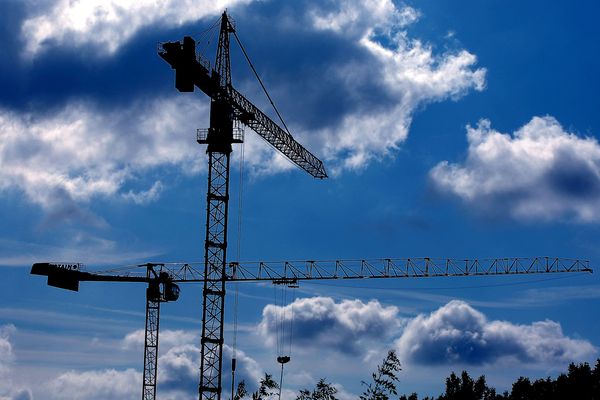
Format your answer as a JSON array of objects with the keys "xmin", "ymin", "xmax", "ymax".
[{"xmin": 158, "ymin": 38, "xmax": 328, "ymax": 179}]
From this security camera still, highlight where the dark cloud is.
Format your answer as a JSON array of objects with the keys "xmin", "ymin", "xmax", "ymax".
[
  {"xmin": 395, "ymin": 300, "xmax": 595, "ymax": 365},
  {"xmin": 258, "ymin": 297, "xmax": 401, "ymax": 355},
  {"xmin": 545, "ymin": 149, "xmax": 600, "ymax": 199}
]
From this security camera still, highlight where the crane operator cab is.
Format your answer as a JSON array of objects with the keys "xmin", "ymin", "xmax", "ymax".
[
  {"xmin": 147, "ymin": 274, "xmax": 180, "ymax": 302},
  {"xmin": 164, "ymin": 281, "xmax": 180, "ymax": 302}
]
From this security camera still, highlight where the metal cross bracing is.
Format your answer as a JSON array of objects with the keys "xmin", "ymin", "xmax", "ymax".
[
  {"xmin": 32, "ymin": 257, "xmax": 593, "ymax": 285},
  {"xmin": 143, "ymin": 293, "xmax": 160, "ymax": 399},
  {"xmin": 228, "ymin": 86, "xmax": 326, "ymax": 178},
  {"xmin": 200, "ymin": 151, "xmax": 231, "ymax": 398}
]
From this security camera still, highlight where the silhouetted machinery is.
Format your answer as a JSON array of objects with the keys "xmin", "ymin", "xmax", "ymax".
[
  {"xmin": 30, "ymin": 10, "xmax": 593, "ymax": 400},
  {"xmin": 32, "ymin": 257, "xmax": 591, "ymax": 399}
]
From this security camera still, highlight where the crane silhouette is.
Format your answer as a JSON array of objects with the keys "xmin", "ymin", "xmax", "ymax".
[
  {"xmin": 157, "ymin": 11, "xmax": 326, "ymax": 400},
  {"xmin": 30, "ymin": 10, "xmax": 593, "ymax": 400},
  {"xmin": 31, "ymin": 257, "xmax": 592, "ymax": 399}
]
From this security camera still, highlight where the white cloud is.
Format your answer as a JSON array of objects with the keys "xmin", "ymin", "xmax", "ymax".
[
  {"xmin": 0, "ymin": 93, "xmax": 320, "ymax": 219},
  {"xmin": 42, "ymin": 330, "xmax": 263, "ymax": 400},
  {"xmin": 157, "ymin": 343, "xmax": 262, "ymax": 398},
  {"xmin": 0, "ymin": 325, "xmax": 33, "ymax": 400},
  {"xmin": 310, "ymin": 0, "xmax": 419, "ymax": 36},
  {"xmin": 0, "ymin": 234, "xmax": 161, "ymax": 266},
  {"xmin": 122, "ymin": 181, "xmax": 163, "ymax": 205},
  {"xmin": 0, "ymin": 97, "xmax": 205, "ymax": 215},
  {"xmin": 122, "ymin": 328, "xmax": 196, "ymax": 350},
  {"xmin": 306, "ymin": 0, "xmax": 486, "ymax": 172},
  {"xmin": 120, "ymin": 328, "xmax": 262, "ymax": 398},
  {"xmin": 430, "ymin": 116, "xmax": 600, "ymax": 222},
  {"xmin": 20, "ymin": 0, "xmax": 254, "ymax": 58},
  {"xmin": 48, "ymin": 368, "xmax": 140, "ymax": 400},
  {"xmin": 395, "ymin": 300, "xmax": 596, "ymax": 366},
  {"xmin": 17, "ymin": 0, "xmax": 486, "ymax": 176},
  {"xmin": 258, "ymin": 296, "xmax": 401, "ymax": 355},
  {"xmin": 0, "ymin": 325, "xmax": 16, "ymax": 373}
]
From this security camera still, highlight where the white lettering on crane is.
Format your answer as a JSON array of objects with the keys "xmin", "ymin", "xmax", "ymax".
[{"xmin": 52, "ymin": 263, "xmax": 80, "ymax": 271}]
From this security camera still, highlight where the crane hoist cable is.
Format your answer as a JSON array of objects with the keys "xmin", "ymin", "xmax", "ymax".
[
  {"xmin": 194, "ymin": 16, "xmax": 221, "ymax": 59},
  {"xmin": 232, "ymin": 30, "xmax": 293, "ymax": 136},
  {"xmin": 231, "ymin": 135, "xmax": 245, "ymax": 399},
  {"xmin": 274, "ymin": 283, "xmax": 296, "ymax": 400},
  {"xmin": 233, "ymin": 24, "xmax": 301, "ymax": 397}
]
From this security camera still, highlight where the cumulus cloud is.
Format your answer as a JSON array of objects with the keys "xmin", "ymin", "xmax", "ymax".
[
  {"xmin": 157, "ymin": 343, "xmax": 261, "ymax": 398},
  {"xmin": 430, "ymin": 116, "xmax": 600, "ymax": 222},
  {"xmin": 120, "ymin": 328, "xmax": 262, "ymax": 398},
  {"xmin": 20, "ymin": 0, "xmax": 253, "ymax": 57},
  {"xmin": 396, "ymin": 300, "xmax": 596, "ymax": 366},
  {"xmin": 42, "ymin": 329, "xmax": 262, "ymax": 400},
  {"xmin": 258, "ymin": 297, "xmax": 401, "ymax": 355},
  {"xmin": 0, "ymin": 324, "xmax": 16, "ymax": 373},
  {"xmin": 310, "ymin": 0, "xmax": 420, "ymax": 35},
  {"xmin": 122, "ymin": 181, "xmax": 163, "ymax": 205},
  {"xmin": 0, "ymin": 325, "xmax": 33, "ymax": 400},
  {"xmin": 305, "ymin": 0, "xmax": 486, "ymax": 172},
  {"xmin": 15, "ymin": 0, "xmax": 486, "ymax": 176},
  {"xmin": 47, "ymin": 368, "xmax": 140, "ymax": 400},
  {"xmin": 0, "ymin": 97, "xmax": 206, "ymax": 216},
  {"xmin": 122, "ymin": 328, "xmax": 196, "ymax": 350}
]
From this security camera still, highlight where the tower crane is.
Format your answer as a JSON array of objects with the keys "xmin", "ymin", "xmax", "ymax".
[
  {"xmin": 157, "ymin": 11, "xmax": 326, "ymax": 400},
  {"xmin": 31, "ymin": 258, "xmax": 591, "ymax": 399},
  {"xmin": 29, "ymin": 10, "xmax": 594, "ymax": 400}
]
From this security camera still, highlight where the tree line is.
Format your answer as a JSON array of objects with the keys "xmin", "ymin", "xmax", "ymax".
[{"xmin": 235, "ymin": 351, "xmax": 600, "ymax": 400}]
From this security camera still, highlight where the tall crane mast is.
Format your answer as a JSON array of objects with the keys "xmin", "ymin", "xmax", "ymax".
[
  {"xmin": 158, "ymin": 11, "xmax": 326, "ymax": 400},
  {"xmin": 30, "ymin": 262, "xmax": 181, "ymax": 399}
]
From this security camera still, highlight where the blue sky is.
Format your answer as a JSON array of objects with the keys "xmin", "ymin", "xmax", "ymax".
[{"xmin": 1, "ymin": 0, "xmax": 600, "ymax": 399}]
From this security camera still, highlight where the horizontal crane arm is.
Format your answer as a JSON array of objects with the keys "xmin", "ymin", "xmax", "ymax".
[
  {"xmin": 32, "ymin": 258, "xmax": 592, "ymax": 288},
  {"xmin": 226, "ymin": 257, "xmax": 591, "ymax": 282}
]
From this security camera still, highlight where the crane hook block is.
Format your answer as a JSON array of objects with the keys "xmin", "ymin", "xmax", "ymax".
[{"xmin": 277, "ymin": 356, "xmax": 290, "ymax": 365}]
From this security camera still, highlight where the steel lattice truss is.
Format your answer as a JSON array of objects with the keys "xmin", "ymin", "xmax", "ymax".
[
  {"xmin": 199, "ymin": 151, "xmax": 231, "ymax": 399},
  {"xmin": 62, "ymin": 257, "xmax": 590, "ymax": 283},
  {"xmin": 142, "ymin": 297, "xmax": 160, "ymax": 400},
  {"xmin": 228, "ymin": 87, "xmax": 327, "ymax": 179},
  {"xmin": 226, "ymin": 257, "xmax": 591, "ymax": 281}
]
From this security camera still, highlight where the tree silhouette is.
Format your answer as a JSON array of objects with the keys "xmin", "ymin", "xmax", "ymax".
[
  {"xmin": 296, "ymin": 378, "xmax": 338, "ymax": 400},
  {"xmin": 237, "ymin": 354, "xmax": 600, "ymax": 400},
  {"xmin": 360, "ymin": 350, "xmax": 402, "ymax": 400}
]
